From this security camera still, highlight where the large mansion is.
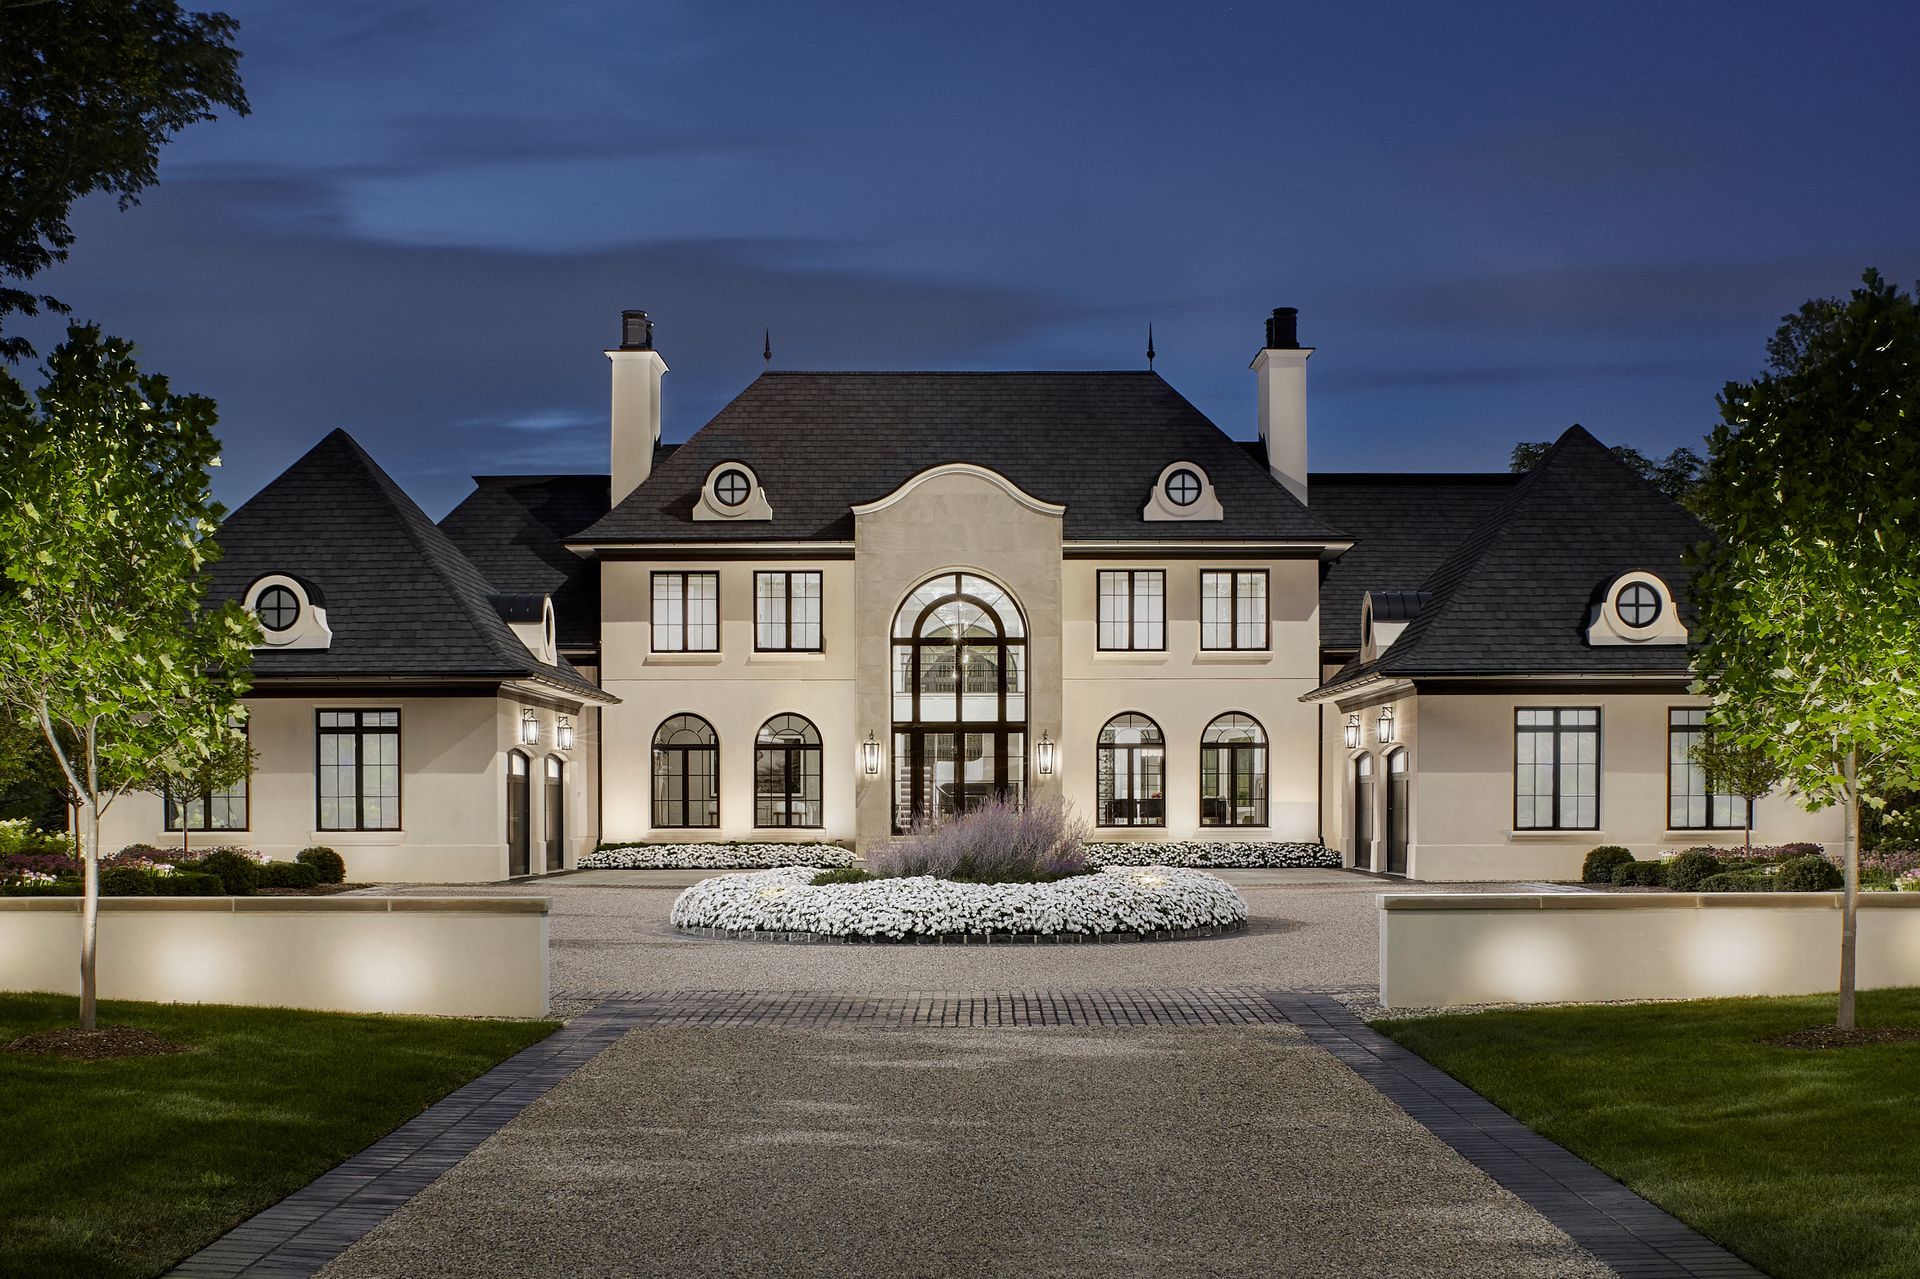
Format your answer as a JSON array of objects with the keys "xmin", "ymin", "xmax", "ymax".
[{"xmin": 98, "ymin": 308, "xmax": 1841, "ymax": 881}]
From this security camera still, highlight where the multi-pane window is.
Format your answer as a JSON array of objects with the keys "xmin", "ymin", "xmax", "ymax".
[
  {"xmin": 165, "ymin": 720, "xmax": 250, "ymax": 832},
  {"xmin": 755, "ymin": 571, "xmax": 823, "ymax": 652},
  {"xmin": 653, "ymin": 714, "xmax": 719, "ymax": 828},
  {"xmin": 1200, "ymin": 571, "xmax": 1268, "ymax": 650},
  {"xmin": 755, "ymin": 714, "xmax": 823, "ymax": 827},
  {"xmin": 1201, "ymin": 713, "xmax": 1268, "ymax": 826},
  {"xmin": 317, "ymin": 710, "xmax": 400, "ymax": 831},
  {"xmin": 651, "ymin": 572, "xmax": 719, "ymax": 652},
  {"xmin": 1514, "ymin": 708, "xmax": 1599, "ymax": 830},
  {"xmin": 1096, "ymin": 713, "xmax": 1165, "ymax": 826},
  {"xmin": 1097, "ymin": 571, "xmax": 1165, "ymax": 651},
  {"xmin": 1668, "ymin": 708, "xmax": 1750, "ymax": 830}
]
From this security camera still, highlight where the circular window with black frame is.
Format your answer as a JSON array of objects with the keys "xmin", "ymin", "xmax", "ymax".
[
  {"xmin": 255, "ymin": 584, "xmax": 300, "ymax": 632},
  {"xmin": 1615, "ymin": 581, "xmax": 1661, "ymax": 628},
  {"xmin": 1164, "ymin": 468, "xmax": 1202, "ymax": 508},
  {"xmin": 713, "ymin": 467, "xmax": 752, "ymax": 507}
]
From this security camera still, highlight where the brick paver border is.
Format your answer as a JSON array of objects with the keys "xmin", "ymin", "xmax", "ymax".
[{"xmin": 1265, "ymin": 993, "xmax": 1769, "ymax": 1279}]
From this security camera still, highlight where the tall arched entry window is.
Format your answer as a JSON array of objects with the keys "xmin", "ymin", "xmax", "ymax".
[
  {"xmin": 1200, "ymin": 713, "xmax": 1267, "ymax": 827},
  {"xmin": 506, "ymin": 750, "xmax": 531, "ymax": 876},
  {"xmin": 891, "ymin": 572, "xmax": 1026, "ymax": 831},
  {"xmin": 1385, "ymin": 748, "xmax": 1410, "ymax": 875},
  {"xmin": 544, "ymin": 756, "xmax": 565, "ymax": 871},
  {"xmin": 756, "ymin": 714, "xmax": 822, "ymax": 828},
  {"xmin": 1353, "ymin": 754, "xmax": 1374, "ymax": 870},
  {"xmin": 1096, "ymin": 713, "xmax": 1164, "ymax": 827},
  {"xmin": 653, "ymin": 714, "xmax": 719, "ymax": 829}
]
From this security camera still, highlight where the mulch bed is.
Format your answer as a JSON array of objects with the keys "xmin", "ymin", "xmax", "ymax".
[
  {"xmin": 1761, "ymin": 1024, "xmax": 1920, "ymax": 1050},
  {"xmin": 6, "ymin": 1025, "xmax": 190, "ymax": 1060},
  {"xmin": 256, "ymin": 882, "xmax": 366, "ymax": 897}
]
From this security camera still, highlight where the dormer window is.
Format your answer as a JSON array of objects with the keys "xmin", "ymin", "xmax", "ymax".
[
  {"xmin": 1143, "ymin": 461, "xmax": 1223, "ymax": 521},
  {"xmin": 1588, "ymin": 571, "xmax": 1687, "ymax": 646},
  {"xmin": 695, "ymin": 461, "xmax": 773, "ymax": 521},
  {"xmin": 256, "ymin": 584, "xmax": 300, "ymax": 632},
  {"xmin": 243, "ymin": 574, "xmax": 332, "ymax": 650},
  {"xmin": 1615, "ymin": 582, "xmax": 1661, "ymax": 629},
  {"xmin": 1165, "ymin": 468, "xmax": 1202, "ymax": 507},
  {"xmin": 713, "ymin": 466, "xmax": 752, "ymax": 507}
]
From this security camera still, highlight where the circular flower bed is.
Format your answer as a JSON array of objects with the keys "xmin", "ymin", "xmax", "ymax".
[
  {"xmin": 670, "ymin": 865, "xmax": 1248, "ymax": 941},
  {"xmin": 582, "ymin": 842, "xmax": 854, "ymax": 871},
  {"xmin": 1083, "ymin": 840, "xmax": 1338, "ymax": 869}
]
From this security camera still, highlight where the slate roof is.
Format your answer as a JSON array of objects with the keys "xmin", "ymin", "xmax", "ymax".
[
  {"xmin": 573, "ymin": 372, "xmax": 1348, "ymax": 546},
  {"xmin": 1312, "ymin": 426, "xmax": 1713, "ymax": 693},
  {"xmin": 438, "ymin": 474, "xmax": 609, "ymax": 652},
  {"xmin": 212, "ymin": 430, "xmax": 610, "ymax": 702},
  {"xmin": 1308, "ymin": 472, "xmax": 1519, "ymax": 652}
]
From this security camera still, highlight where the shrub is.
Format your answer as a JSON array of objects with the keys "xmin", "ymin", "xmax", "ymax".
[
  {"xmin": 295, "ymin": 846, "xmax": 347, "ymax": 884},
  {"xmin": 2, "ymin": 851, "xmax": 80, "ymax": 879},
  {"xmin": 1699, "ymin": 870, "xmax": 1773, "ymax": 893},
  {"xmin": 100, "ymin": 865, "xmax": 159, "ymax": 896},
  {"xmin": 1582, "ymin": 845, "xmax": 1635, "ymax": 883},
  {"xmin": 811, "ymin": 866, "xmax": 874, "ymax": 886},
  {"xmin": 1667, "ymin": 849, "xmax": 1726, "ymax": 892},
  {"xmin": 191, "ymin": 848, "xmax": 260, "ymax": 896},
  {"xmin": 1776, "ymin": 854, "xmax": 1843, "ymax": 892},
  {"xmin": 867, "ymin": 797, "xmax": 1089, "ymax": 883},
  {"xmin": 0, "ymin": 879, "xmax": 82, "ymax": 897},
  {"xmin": 1610, "ymin": 860, "xmax": 1669, "ymax": 888},
  {"xmin": 153, "ymin": 870, "xmax": 224, "ymax": 897},
  {"xmin": 258, "ymin": 860, "xmax": 323, "ymax": 890},
  {"xmin": 0, "ymin": 818, "xmax": 71, "ymax": 857}
]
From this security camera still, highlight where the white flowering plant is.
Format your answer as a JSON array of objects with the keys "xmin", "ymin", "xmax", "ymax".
[{"xmin": 582, "ymin": 842, "xmax": 854, "ymax": 871}]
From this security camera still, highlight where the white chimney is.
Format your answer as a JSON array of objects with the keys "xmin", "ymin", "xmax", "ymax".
[
  {"xmin": 1251, "ymin": 306, "xmax": 1311, "ymax": 505},
  {"xmin": 608, "ymin": 309, "xmax": 667, "ymax": 506}
]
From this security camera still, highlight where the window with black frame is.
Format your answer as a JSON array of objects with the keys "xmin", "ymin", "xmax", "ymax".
[
  {"xmin": 1668, "ymin": 708, "xmax": 1750, "ymax": 830},
  {"xmin": 316, "ymin": 710, "xmax": 400, "ymax": 831},
  {"xmin": 755, "ymin": 571, "xmax": 823, "ymax": 652},
  {"xmin": 1199, "ymin": 570, "xmax": 1268, "ymax": 650},
  {"xmin": 653, "ymin": 714, "xmax": 719, "ymax": 828},
  {"xmin": 1096, "ymin": 713, "xmax": 1165, "ymax": 826},
  {"xmin": 166, "ymin": 719, "xmax": 250, "ymax": 832},
  {"xmin": 755, "ymin": 714, "xmax": 822, "ymax": 827},
  {"xmin": 1097, "ymin": 570, "xmax": 1165, "ymax": 651},
  {"xmin": 651, "ymin": 572, "xmax": 719, "ymax": 652},
  {"xmin": 1514, "ymin": 708, "xmax": 1599, "ymax": 830},
  {"xmin": 1200, "ymin": 713, "xmax": 1267, "ymax": 826}
]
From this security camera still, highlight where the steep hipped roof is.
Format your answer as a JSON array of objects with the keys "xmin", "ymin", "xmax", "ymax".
[
  {"xmin": 211, "ymin": 430, "xmax": 609, "ymax": 701},
  {"xmin": 438, "ymin": 474, "xmax": 609, "ymax": 651},
  {"xmin": 1308, "ymin": 472, "xmax": 1520, "ymax": 652},
  {"xmin": 1313, "ymin": 426, "xmax": 1711, "ymax": 693},
  {"xmin": 574, "ymin": 371, "xmax": 1348, "ymax": 546}
]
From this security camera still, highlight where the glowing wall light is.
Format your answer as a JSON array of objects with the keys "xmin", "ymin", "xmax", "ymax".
[
  {"xmin": 1035, "ymin": 733, "xmax": 1056, "ymax": 776},
  {"xmin": 861, "ymin": 732, "xmax": 882, "ymax": 776},
  {"xmin": 520, "ymin": 710, "xmax": 539, "ymax": 746},
  {"xmin": 1376, "ymin": 706, "xmax": 1396, "ymax": 744},
  {"xmin": 557, "ymin": 716, "xmax": 574, "ymax": 751},
  {"xmin": 1343, "ymin": 714, "xmax": 1361, "ymax": 750}
]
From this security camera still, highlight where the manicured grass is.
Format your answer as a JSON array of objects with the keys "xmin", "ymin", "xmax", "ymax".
[
  {"xmin": 1374, "ymin": 989, "xmax": 1920, "ymax": 1279},
  {"xmin": 0, "ymin": 993, "xmax": 557, "ymax": 1279}
]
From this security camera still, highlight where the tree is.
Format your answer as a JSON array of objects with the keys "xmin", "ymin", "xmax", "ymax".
[
  {"xmin": 1689, "ymin": 725, "xmax": 1783, "ymax": 853},
  {"xmin": 1, "ymin": 0, "xmax": 249, "ymax": 360},
  {"xmin": 1690, "ymin": 269, "xmax": 1920, "ymax": 1031},
  {"xmin": 0, "ymin": 325, "xmax": 255, "ymax": 1029},
  {"xmin": 1509, "ymin": 439, "xmax": 1704, "ymax": 506},
  {"xmin": 147, "ymin": 715, "xmax": 252, "ymax": 858}
]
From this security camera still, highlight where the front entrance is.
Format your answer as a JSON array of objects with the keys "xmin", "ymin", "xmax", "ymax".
[
  {"xmin": 890, "ymin": 572, "xmax": 1027, "ymax": 832},
  {"xmin": 507, "ymin": 750, "xmax": 531, "ymax": 877},
  {"xmin": 1384, "ymin": 748, "xmax": 1409, "ymax": 875}
]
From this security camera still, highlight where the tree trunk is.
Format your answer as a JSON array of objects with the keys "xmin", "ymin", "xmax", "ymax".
[
  {"xmin": 79, "ymin": 796, "xmax": 100, "ymax": 1033},
  {"xmin": 1837, "ymin": 754, "xmax": 1860, "ymax": 1032}
]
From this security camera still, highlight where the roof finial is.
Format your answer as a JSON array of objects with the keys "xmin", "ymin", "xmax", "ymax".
[
  {"xmin": 1146, "ymin": 322, "xmax": 1156, "ymax": 370},
  {"xmin": 763, "ymin": 328, "xmax": 772, "ymax": 367}
]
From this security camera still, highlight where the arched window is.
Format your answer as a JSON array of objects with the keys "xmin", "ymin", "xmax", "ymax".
[
  {"xmin": 506, "ymin": 750, "xmax": 531, "ymax": 876},
  {"xmin": 1353, "ymin": 754, "xmax": 1375, "ymax": 870},
  {"xmin": 544, "ymin": 756, "xmax": 565, "ymax": 871},
  {"xmin": 1096, "ymin": 713, "xmax": 1165, "ymax": 827},
  {"xmin": 1200, "ymin": 713, "xmax": 1267, "ymax": 827},
  {"xmin": 653, "ymin": 714, "xmax": 718, "ymax": 828},
  {"xmin": 755, "ymin": 714, "xmax": 822, "ymax": 828}
]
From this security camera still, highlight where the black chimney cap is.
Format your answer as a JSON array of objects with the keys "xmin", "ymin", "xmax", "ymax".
[
  {"xmin": 619, "ymin": 309, "xmax": 654, "ymax": 351},
  {"xmin": 1264, "ymin": 307, "xmax": 1300, "ymax": 350}
]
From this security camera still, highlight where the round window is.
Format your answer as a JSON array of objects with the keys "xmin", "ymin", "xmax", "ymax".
[
  {"xmin": 1165, "ymin": 468, "xmax": 1202, "ymax": 507},
  {"xmin": 713, "ymin": 468, "xmax": 751, "ymax": 507},
  {"xmin": 255, "ymin": 584, "xmax": 300, "ymax": 632},
  {"xmin": 1615, "ymin": 581, "xmax": 1661, "ymax": 628}
]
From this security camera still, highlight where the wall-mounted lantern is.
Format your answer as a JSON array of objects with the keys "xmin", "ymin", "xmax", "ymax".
[
  {"xmin": 861, "ymin": 732, "xmax": 882, "ymax": 776},
  {"xmin": 1035, "ymin": 732, "xmax": 1056, "ymax": 776},
  {"xmin": 1343, "ymin": 714, "xmax": 1361, "ymax": 750},
  {"xmin": 520, "ymin": 709, "xmax": 539, "ymax": 746},
  {"xmin": 557, "ymin": 715, "xmax": 574, "ymax": 751},
  {"xmin": 1376, "ymin": 706, "xmax": 1396, "ymax": 745}
]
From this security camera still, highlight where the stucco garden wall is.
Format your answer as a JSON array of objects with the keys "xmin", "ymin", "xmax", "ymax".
[
  {"xmin": 0, "ymin": 896, "xmax": 549, "ymax": 1017},
  {"xmin": 1379, "ymin": 891, "xmax": 1920, "ymax": 1008}
]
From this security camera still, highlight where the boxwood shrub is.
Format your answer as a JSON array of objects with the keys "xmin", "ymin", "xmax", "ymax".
[
  {"xmin": 153, "ymin": 870, "xmax": 224, "ymax": 896},
  {"xmin": 100, "ymin": 865, "xmax": 159, "ymax": 896},
  {"xmin": 1776, "ymin": 854, "xmax": 1843, "ymax": 892},
  {"xmin": 1699, "ymin": 870, "xmax": 1774, "ymax": 893},
  {"xmin": 296, "ymin": 846, "xmax": 346, "ymax": 884},
  {"xmin": 1666, "ymin": 849, "xmax": 1725, "ymax": 892},
  {"xmin": 1610, "ymin": 859, "xmax": 1669, "ymax": 888},
  {"xmin": 0, "ymin": 880, "xmax": 82, "ymax": 897},
  {"xmin": 193, "ymin": 848, "xmax": 260, "ymax": 896},
  {"xmin": 259, "ymin": 860, "xmax": 324, "ymax": 890},
  {"xmin": 1581, "ymin": 845, "xmax": 1635, "ymax": 883}
]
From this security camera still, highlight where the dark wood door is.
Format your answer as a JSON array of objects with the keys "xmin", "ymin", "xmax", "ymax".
[
  {"xmin": 544, "ymin": 758, "xmax": 564, "ymax": 871},
  {"xmin": 1384, "ymin": 750, "xmax": 1409, "ymax": 875},
  {"xmin": 507, "ymin": 752, "xmax": 530, "ymax": 877}
]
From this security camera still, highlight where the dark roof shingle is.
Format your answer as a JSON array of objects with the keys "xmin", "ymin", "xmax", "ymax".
[{"xmin": 438, "ymin": 474, "xmax": 609, "ymax": 651}]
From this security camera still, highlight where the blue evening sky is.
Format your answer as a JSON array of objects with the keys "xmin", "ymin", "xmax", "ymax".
[{"xmin": 21, "ymin": 0, "xmax": 1920, "ymax": 515}]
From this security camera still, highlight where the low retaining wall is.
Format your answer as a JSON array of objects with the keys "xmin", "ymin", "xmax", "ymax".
[
  {"xmin": 1379, "ymin": 892, "xmax": 1920, "ymax": 1009},
  {"xmin": 0, "ymin": 897, "xmax": 549, "ymax": 1018}
]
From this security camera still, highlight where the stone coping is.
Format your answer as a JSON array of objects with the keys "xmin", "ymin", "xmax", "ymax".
[
  {"xmin": 1379, "ymin": 890, "xmax": 1920, "ymax": 912},
  {"xmin": 676, "ymin": 920, "xmax": 1247, "ymax": 945},
  {"xmin": 0, "ymin": 895, "xmax": 549, "ymax": 914}
]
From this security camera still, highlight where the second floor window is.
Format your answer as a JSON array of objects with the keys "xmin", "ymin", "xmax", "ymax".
[
  {"xmin": 652, "ymin": 572, "xmax": 718, "ymax": 652},
  {"xmin": 1200, "ymin": 570, "xmax": 1268, "ymax": 650},
  {"xmin": 1097, "ymin": 570, "xmax": 1165, "ymax": 651},
  {"xmin": 755, "ymin": 571, "xmax": 823, "ymax": 651}
]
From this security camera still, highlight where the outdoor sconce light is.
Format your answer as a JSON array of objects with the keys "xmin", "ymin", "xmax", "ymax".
[
  {"xmin": 862, "ymin": 733, "xmax": 882, "ymax": 776},
  {"xmin": 1035, "ymin": 733, "xmax": 1056, "ymax": 776},
  {"xmin": 520, "ymin": 710, "xmax": 539, "ymax": 746},
  {"xmin": 1376, "ymin": 706, "xmax": 1396, "ymax": 744},
  {"xmin": 557, "ymin": 716, "xmax": 573, "ymax": 751},
  {"xmin": 1343, "ymin": 714, "xmax": 1361, "ymax": 750}
]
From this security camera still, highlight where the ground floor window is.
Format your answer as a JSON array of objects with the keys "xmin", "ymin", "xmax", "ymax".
[
  {"xmin": 1200, "ymin": 713, "xmax": 1267, "ymax": 826},
  {"xmin": 317, "ymin": 710, "xmax": 400, "ymax": 831},
  {"xmin": 1514, "ymin": 708, "xmax": 1598, "ymax": 830},
  {"xmin": 893, "ymin": 729, "xmax": 1024, "ymax": 832},
  {"xmin": 1096, "ymin": 713, "xmax": 1164, "ymax": 826},
  {"xmin": 755, "ymin": 714, "xmax": 822, "ymax": 827},
  {"xmin": 653, "ymin": 714, "xmax": 719, "ymax": 828},
  {"xmin": 1668, "ymin": 708, "xmax": 1751, "ymax": 830},
  {"xmin": 165, "ymin": 720, "xmax": 250, "ymax": 832}
]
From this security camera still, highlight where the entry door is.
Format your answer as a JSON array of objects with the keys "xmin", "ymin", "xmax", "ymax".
[
  {"xmin": 544, "ymin": 757, "xmax": 564, "ymax": 871},
  {"xmin": 894, "ymin": 729, "xmax": 1025, "ymax": 832},
  {"xmin": 1353, "ymin": 756, "xmax": 1374, "ymax": 870},
  {"xmin": 507, "ymin": 752, "xmax": 531, "ymax": 877},
  {"xmin": 1384, "ymin": 750, "xmax": 1409, "ymax": 875}
]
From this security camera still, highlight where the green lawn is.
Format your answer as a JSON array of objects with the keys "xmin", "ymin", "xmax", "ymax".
[
  {"xmin": 0, "ymin": 993, "xmax": 557, "ymax": 1279},
  {"xmin": 1375, "ymin": 989, "xmax": 1920, "ymax": 1279}
]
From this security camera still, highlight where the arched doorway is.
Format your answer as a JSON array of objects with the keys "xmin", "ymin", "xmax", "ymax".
[
  {"xmin": 1384, "ymin": 748, "xmax": 1409, "ymax": 875},
  {"xmin": 544, "ymin": 756, "xmax": 565, "ymax": 871},
  {"xmin": 1353, "ymin": 754, "xmax": 1374, "ymax": 870},
  {"xmin": 890, "ymin": 572, "xmax": 1027, "ymax": 832},
  {"xmin": 506, "ymin": 750, "xmax": 531, "ymax": 877}
]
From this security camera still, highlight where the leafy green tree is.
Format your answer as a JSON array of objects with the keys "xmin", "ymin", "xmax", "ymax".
[
  {"xmin": 1688, "ymin": 724, "xmax": 1783, "ymax": 853},
  {"xmin": 0, "ymin": 710, "xmax": 75, "ymax": 833},
  {"xmin": 1509, "ymin": 440, "xmax": 1704, "ymax": 506},
  {"xmin": 1690, "ymin": 269, "xmax": 1920, "ymax": 1030},
  {"xmin": 147, "ymin": 715, "xmax": 252, "ymax": 858},
  {"xmin": 0, "ymin": 325, "xmax": 255, "ymax": 1029},
  {"xmin": 1, "ymin": 0, "xmax": 249, "ymax": 359}
]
